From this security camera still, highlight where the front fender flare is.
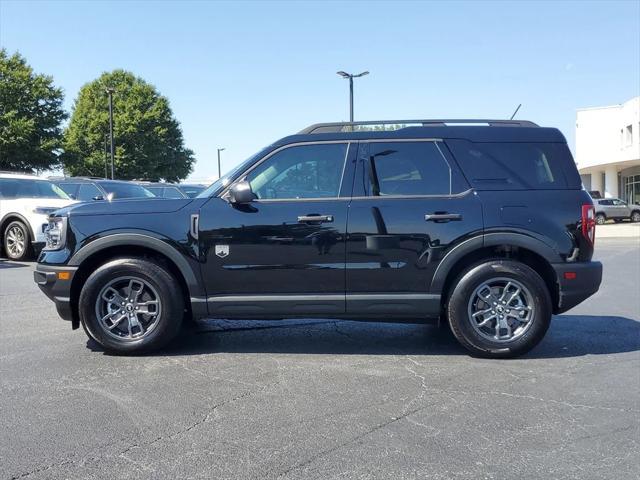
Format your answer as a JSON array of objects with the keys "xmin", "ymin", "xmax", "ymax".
[{"xmin": 68, "ymin": 232, "xmax": 204, "ymax": 297}]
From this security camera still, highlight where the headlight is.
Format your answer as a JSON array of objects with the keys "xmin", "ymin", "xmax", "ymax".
[
  {"xmin": 43, "ymin": 216, "xmax": 67, "ymax": 251},
  {"xmin": 33, "ymin": 207, "xmax": 58, "ymax": 215}
]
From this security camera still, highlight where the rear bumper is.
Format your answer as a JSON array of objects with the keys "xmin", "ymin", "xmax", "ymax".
[
  {"xmin": 552, "ymin": 261, "xmax": 603, "ymax": 314},
  {"xmin": 34, "ymin": 264, "xmax": 78, "ymax": 322}
]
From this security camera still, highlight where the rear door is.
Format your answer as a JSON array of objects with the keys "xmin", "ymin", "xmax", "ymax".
[{"xmin": 345, "ymin": 139, "xmax": 483, "ymax": 317}]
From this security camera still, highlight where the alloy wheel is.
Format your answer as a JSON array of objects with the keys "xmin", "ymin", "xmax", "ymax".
[
  {"xmin": 467, "ymin": 277, "xmax": 535, "ymax": 343},
  {"xmin": 95, "ymin": 276, "xmax": 162, "ymax": 341},
  {"xmin": 5, "ymin": 225, "xmax": 26, "ymax": 258}
]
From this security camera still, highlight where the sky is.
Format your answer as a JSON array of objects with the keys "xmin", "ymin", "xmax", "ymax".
[{"xmin": 1, "ymin": 0, "xmax": 639, "ymax": 182}]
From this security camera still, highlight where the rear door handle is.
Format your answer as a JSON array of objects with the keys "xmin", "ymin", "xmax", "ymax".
[
  {"xmin": 298, "ymin": 214, "xmax": 334, "ymax": 223},
  {"xmin": 425, "ymin": 213, "xmax": 462, "ymax": 222}
]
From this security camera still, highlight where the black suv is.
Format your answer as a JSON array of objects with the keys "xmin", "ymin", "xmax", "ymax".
[{"xmin": 34, "ymin": 120, "xmax": 602, "ymax": 358}]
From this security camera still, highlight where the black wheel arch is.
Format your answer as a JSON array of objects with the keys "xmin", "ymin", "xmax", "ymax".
[
  {"xmin": 432, "ymin": 232, "xmax": 561, "ymax": 314},
  {"xmin": 67, "ymin": 232, "xmax": 206, "ymax": 329}
]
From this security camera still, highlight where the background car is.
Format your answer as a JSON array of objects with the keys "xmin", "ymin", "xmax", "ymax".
[
  {"xmin": 593, "ymin": 198, "xmax": 640, "ymax": 224},
  {"xmin": 133, "ymin": 181, "xmax": 187, "ymax": 198},
  {"xmin": 0, "ymin": 172, "xmax": 77, "ymax": 260},
  {"xmin": 51, "ymin": 177, "xmax": 156, "ymax": 201},
  {"xmin": 177, "ymin": 183, "xmax": 207, "ymax": 198}
]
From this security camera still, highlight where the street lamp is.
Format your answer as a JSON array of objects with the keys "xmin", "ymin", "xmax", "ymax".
[
  {"xmin": 217, "ymin": 148, "xmax": 225, "ymax": 179},
  {"xmin": 336, "ymin": 70, "xmax": 369, "ymax": 122},
  {"xmin": 104, "ymin": 134, "xmax": 109, "ymax": 179},
  {"xmin": 105, "ymin": 87, "xmax": 115, "ymax": 179}
]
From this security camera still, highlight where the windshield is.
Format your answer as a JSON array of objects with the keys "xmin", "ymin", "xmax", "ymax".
[
  {"xmin": 196, "ymin": 147, "xmax": 272, "ymax": 198},
  {"xmin": 0, "ymin": 178, "xmax": 71, "ymax": 199},
  {"xmin": 99, "ymin": 182, "xmax": 156, "ymax": 199}
]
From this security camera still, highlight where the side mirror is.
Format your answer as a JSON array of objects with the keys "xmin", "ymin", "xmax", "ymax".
[
  {"xmin": 92, "ymin": 195, "xmax": 104, "ymax": 201},
  {"xmin": 228, "ymin": 181, "xmax": 255, "ymax": 204}
]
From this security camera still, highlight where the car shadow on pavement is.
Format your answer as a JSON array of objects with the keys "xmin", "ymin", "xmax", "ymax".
[{"xmin": 87, "ymin": 314, "xmax": 640, "ymax": 359}]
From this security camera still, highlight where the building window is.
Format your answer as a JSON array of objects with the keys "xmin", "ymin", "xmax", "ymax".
[{"xmin": 625, "ymin": 125, "xmax": 633, "ymax": 146}]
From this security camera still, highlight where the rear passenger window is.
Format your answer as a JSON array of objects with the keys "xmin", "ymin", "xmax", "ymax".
[
  {"xmin": 366, "ymin": 142, "xmax": 452, "ymax": 196},
  {"xmin": 446, "ymin": 140, "xmax": 581, "ymax": 190}
]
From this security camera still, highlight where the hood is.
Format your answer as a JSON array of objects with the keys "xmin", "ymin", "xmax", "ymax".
[{"xmin": 55, "ymin": 197, "xmax": 196, "ymax": 217}]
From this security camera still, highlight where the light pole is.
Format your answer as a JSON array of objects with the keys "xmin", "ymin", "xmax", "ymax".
[
  {"xmin": 105, "ymin": 87, "xmax": 115, "ymax": 179},
  {"xmin": 104, "ymin": 134, "xmax": 109, "ymax": 179},
  {"xmin": 336, "ymin": 70, "xmax": 369, "ymax": 122},
  {"xmin": 217, "ymin": 148, "xmax": 225, "ymax": 179}
]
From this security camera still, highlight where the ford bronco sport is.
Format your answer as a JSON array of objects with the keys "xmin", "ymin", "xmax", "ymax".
[{"xmin": 34, "ymin": 119, "xmax": 602, "ymax": 358}]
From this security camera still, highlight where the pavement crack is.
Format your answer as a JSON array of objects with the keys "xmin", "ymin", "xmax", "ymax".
[{"xmin": 277, "ymin": 403, "xmax": 429, "ymax": 478}]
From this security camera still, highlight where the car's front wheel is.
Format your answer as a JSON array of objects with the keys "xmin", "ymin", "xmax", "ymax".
[
  {"xmin": 3, "ymin": 220, "xmax": 31, "ymax": 261},
  {"xmin": 79, "ymin": 258, "xmax": 184, "ymax": 354},
  {"xmin": 631, "ymin": 211, "xmax": 640, "ymax": 223},
  {"xmin": 447, "ymin": 260, "xmax": 552, "ymax": 358}
]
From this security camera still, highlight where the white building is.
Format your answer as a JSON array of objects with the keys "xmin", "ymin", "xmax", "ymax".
[{"xmin": 575, "ymin": 96, "xmax": 640, "ymax": 204}]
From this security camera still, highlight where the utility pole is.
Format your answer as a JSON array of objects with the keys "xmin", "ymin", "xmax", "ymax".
[
  {"xmin": 217, "ymin": 148, "xmax": 225, "ymax": 179},
  {"xmin": 104, "ymin": 134, "xmax": 109, "ymax": 179},
  {"xmin": 105, "ymin": 87, "xmax": 115, "ymax": 179},
  {"xmin": 336, "ymin": 71, "xmax": 369, "ymax": 122}
]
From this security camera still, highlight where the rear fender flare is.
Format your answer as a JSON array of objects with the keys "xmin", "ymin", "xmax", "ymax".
[{"xmin": 430, "ymin": 232, "xmax": 561, "ymax": 293}]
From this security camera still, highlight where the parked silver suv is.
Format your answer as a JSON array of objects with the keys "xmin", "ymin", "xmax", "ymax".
[{"xmin": 593, "ymin": 198, "xmax": 640, "ymax": 224}]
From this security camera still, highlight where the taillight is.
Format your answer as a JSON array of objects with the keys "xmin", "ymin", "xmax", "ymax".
[{"xmin": 581, "ymin": 204, "xmax": 596, "ymax": 245}]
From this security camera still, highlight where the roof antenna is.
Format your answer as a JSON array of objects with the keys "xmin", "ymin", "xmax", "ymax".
[{"xmin": 510, "ymin": 104, "xmax": 522, "ymax": 120}]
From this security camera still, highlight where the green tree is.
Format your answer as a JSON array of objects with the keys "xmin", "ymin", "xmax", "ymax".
[
  {"xmin": 0, "ymin": 49, "xmax": 67, "ymax": 172},
  {"xmin": 63, "ymin": 70, "xmax": 194, "ymax": 181}
]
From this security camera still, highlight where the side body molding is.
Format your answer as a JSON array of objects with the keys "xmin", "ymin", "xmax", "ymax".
[
  {"xmin": 429, "ymin": 231, "xmax": 562, "ymax": 293},
  {"xmin": 68, "ymin": 232, "xmax": 204, "ymax": 297}
]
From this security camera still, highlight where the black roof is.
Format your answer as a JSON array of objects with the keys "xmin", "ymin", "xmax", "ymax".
[{"xmin": 274, "ymin": 120, "xmax": 566, "ymax": 146}]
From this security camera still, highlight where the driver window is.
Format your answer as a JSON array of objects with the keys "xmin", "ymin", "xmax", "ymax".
[{"xmin": 247, "ymin": 143, "xmax": 347, "ymax": 200}]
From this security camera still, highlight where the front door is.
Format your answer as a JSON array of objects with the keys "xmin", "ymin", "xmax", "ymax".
[
  {"xmin": 345, "ymin": 140, "xmax": 483, "ymax": 317},
  {"xmin": 198, "ymin": 141, "xmax": 355, "ymax": 317}
]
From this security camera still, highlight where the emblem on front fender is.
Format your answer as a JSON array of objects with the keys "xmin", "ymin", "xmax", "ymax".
[{"xmin": 215, "ymin": 244, "xmax": 229, "ymax": 258}]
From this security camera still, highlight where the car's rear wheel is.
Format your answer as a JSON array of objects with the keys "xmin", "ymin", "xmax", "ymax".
[
  {"xmin": 3, "ymin": 221, "xmax": 31, "ymax": 261},
  {"xmin": 447, "ymin": 260, "xmax": 552, "ymax": 358},
  {"xmin": 79, "ymin": 258, "xmax": 183, "ymax": 354},
  {"xmin": 631, "ymin": 211, "xmax": 640, "ymax": 223},
  {"xmin": 595, "ymin": 213, "xmax": 606, "ymax": 225}
]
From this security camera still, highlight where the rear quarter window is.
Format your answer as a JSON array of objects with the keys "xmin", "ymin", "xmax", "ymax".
[{"xmin": 446, "ymin": 140, "xmax": 581, "ymax": 190}]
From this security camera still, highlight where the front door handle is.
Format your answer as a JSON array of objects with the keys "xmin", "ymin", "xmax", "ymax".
[
  {"xmin": 425, "ymin": 213, "xmax": 462, "ymax": 222},
  {"xmin": 298, "ymin": 214, "xmax": 334, "ymax": 223}
]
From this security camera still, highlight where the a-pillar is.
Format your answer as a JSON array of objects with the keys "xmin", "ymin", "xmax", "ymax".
[{"xmin": 604, "ymin": 165, "xmax": 619, "ymax": 198}]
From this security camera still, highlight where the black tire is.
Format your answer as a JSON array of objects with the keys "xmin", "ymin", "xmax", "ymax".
[
  {"xmin": 79, "ymin": 257, "xmax": 184, "ymax": 354},
  {"xmin": 3, "ymin": 220, "xmax": 32, "ymax": 261},
  {"xmin": 447, "ymin": 260, "xmax": 552, "ymax": 358},
  {"xmin": 631, "ymin": 211, "xmax": 640, "ymax": 223},
  {"xmin": 595, "ymin": 213, "xmax": 606, "ymax": 225}
]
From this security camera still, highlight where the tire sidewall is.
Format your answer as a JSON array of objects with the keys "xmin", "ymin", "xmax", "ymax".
[
  {"xmin": 448, "ymin": 260, "xmax": 552, "ymax": 358},
  {"xmin": 595, "ymin": 214, "xmax": 606, "ymax": 225},
  {"xmin": 4, "ymin": 221, "xmax": 31, "ymax": 261},
  {"xmin": 79, "ymin": 258, "xmax": 183, "ymax": 354}
]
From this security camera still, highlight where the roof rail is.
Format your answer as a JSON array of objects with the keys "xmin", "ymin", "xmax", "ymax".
[{"xmin": 299, "ymin": 119, "xmax": 539, "ymax": 134}]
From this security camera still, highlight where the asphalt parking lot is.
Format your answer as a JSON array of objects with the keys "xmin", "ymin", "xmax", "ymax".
[{"xmin": 1, "ymin": 238, "xmax": 639, "ymax": 480}]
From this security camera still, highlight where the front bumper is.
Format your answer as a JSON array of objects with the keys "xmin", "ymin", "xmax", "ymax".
[
  {"xmin": 552, "ymin": 261, "xmax": 603, "ymax": 314},
  {"xmin": 34, "ymin": 264, "xmax": 78, "ymax": 322}
]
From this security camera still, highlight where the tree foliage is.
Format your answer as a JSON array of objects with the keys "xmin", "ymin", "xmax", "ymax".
[
  {"xmin": 0, "ymin": 49, "xmax": 67, "ymax": 172},
  {"xmin": 63, "ymin": 70, "xmax": 194, "ymax": 181}
]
